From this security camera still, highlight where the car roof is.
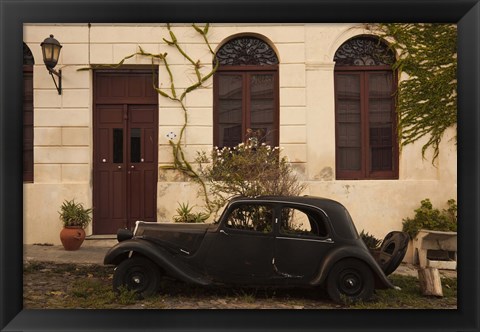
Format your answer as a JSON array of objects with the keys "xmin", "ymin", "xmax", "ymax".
[{"xmin": 230, "ymin": 195, "xmax": 345, "ymax": 210}]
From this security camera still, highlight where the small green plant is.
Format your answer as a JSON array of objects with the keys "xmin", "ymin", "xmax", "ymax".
[
  {"xmin": 58, "ymin": 199, "xmax": 92, "ymax": 228},
  {"xmin": 402, "ymin": 198, "xmax": 457, "ymax": 239},
  {"xmin": 173, "ymin": 202, "xmax": 209, "ymax": 223},
  {"xmin": 360, "ymin": 230, "xmax": 382, "ymax": 250}
]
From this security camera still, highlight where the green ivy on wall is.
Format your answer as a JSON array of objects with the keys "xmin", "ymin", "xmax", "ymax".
[{"xmin": 371, "ymin": 23, "xmax": 457, "ymax": 163}]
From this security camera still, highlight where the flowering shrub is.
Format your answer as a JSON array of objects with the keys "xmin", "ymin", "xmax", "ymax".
[{"xmin": 195, "ymin": 139, "xmax": 306, "ymax": 215}]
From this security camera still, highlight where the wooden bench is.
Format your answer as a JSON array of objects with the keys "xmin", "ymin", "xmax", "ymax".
[{"xmin": 413, "ymin": 229, "xmax": 457, "ymax": 270}]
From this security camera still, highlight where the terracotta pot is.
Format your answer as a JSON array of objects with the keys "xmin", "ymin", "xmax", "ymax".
[{"xmin": 60, "ymin": 226, "xmax": 86, "ymax": 251}]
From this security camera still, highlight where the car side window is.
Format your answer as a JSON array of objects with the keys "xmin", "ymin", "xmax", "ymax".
[
  {"xmin": 280, "ymin": 207, "xmax": 329, "ymax": 238},
  {"xmin": 226, "ymin": 204, "xmax": 273, "ymax": 233}
]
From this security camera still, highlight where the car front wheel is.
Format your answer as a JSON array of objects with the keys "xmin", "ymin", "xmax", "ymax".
[
  {"xmin": 113, "ymin": 256, "xmax": 161, "ymax": 298},
  {"xmin": 326, "ymin": 258, "xmax": 374, "ymax": 304}
]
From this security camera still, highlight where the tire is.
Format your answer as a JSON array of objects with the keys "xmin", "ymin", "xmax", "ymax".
[
  {"xmin": 326, "ymin": 258, "xmax": 374, "ymax": 304},
  {"xmin": 113, "ymin": 256, "xmax": 161, "ymax": 298}
]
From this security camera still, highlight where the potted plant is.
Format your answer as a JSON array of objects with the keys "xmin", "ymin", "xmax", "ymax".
[{"xmin": 59, "ymin": 199, "xmax": 92, "ymax": 251}]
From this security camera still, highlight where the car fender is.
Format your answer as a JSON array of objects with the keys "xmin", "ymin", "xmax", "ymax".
[
  {"xmin": 310, "ymin": 245, "xmax": 394, "ymax": 289},
  {"xmin": 104, "ymin": 239, "xmax": 211, "ymax": 286}
]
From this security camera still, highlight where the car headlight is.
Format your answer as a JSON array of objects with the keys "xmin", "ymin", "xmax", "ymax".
[{"xmin": 117, "ymin": 228, "xmax": 133, "ymax": 242}]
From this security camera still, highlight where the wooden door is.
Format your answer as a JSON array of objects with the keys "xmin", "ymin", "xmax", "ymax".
[{"xmin": 93, "ymin": 69, "xmax": 158, "ymax": 234}]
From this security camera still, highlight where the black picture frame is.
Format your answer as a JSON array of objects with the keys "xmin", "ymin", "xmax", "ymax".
[{"xmin": 1, "ymin": 0, "xmax": 479, "ymax": 331}]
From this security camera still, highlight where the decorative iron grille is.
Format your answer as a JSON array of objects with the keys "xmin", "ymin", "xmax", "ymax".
[
  {"xmin": 334, "ymin": 36, "xmax": 395, "ymax": 66},
  {"xmin": 216, "ymin": 37, "xmax": 279, "ymax": 66}
]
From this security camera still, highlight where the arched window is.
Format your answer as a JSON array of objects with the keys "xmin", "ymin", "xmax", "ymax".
[
  {"xmin": 214, "ymin": 36, "xmax": 279, "ymax": 148},
  {"xmin": 334, "ymin": 36, "xmax": 398, "ymax": 180},
  {"xmin": 23, "ymin": 43, "xmax": 34, "ymax": 182}
]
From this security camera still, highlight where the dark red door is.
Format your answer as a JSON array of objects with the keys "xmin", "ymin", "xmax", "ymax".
[{"xmin": 93, "ymin": 70, "xmax": 158, "ymax": 234}]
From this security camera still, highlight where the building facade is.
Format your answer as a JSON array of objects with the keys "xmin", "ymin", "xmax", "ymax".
[{"xmin": 23, "ymin": 23, "xmax": 457, "ymax": 260}]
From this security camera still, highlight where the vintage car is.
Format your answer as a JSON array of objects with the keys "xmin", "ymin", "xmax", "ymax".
[{"xmin": 104, "ymin": 196, "xmax": 409, "ymax": 303}]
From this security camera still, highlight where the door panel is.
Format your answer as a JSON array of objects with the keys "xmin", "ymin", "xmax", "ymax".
[
  {"xmin": 274, "ymin": 206, "xmax": 333, "ymax": 283},
  {"xmin": 206, "ymin": 231, "xmax": 274, "ymax": 283},
  {"xmin": 204, "ymin": 204, "xmax": 275, "ymax": 283},
  {"xmin": 94, "ymin": 105, "xmax": 127, "ymax": 234},
  {"xmin": 93, "ymin": 70, "xmax": 158, "ymax": 234},
  {"xmin": 127, "ymin": 105, "xmax": 158, "ymax": 223}
]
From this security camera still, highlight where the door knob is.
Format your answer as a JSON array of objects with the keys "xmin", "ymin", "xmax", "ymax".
[
  {"xmin": 117, "ymin": 165, "xmax": 122, "ymax": 169},
  {"xmin": 102, "ymin": 158, "xmax": 107, "ymax": 163},
  {"xmin": 131, "ymin": 165, "xmax": 135, "ymax": 169}
]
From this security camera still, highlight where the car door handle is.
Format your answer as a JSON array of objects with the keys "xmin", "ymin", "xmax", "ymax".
[{"xmin": 220, "ymin": 230, "xmax": 229, "ymax": 236}]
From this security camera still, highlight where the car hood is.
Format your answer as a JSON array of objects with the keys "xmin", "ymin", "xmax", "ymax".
[{"xmin": 134, "ymin": 222, "xmax": 217, "ymax": 255}]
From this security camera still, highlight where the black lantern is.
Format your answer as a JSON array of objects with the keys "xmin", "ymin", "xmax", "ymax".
[{"xmin": 40, "ymin": 34, "xmax": 62, "ymax": 94}]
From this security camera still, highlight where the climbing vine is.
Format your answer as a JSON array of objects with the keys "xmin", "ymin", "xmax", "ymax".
[
  {"xmin": 81, "ymin": 24, "xmax": 218, "ymax": 213},
  {"xmin": 370, "ymin": 23, "xmax": 457, "ymax": 163},
  {"xmin": 154, "ymin": 24, "xmax": 219, "ymax": 213}
]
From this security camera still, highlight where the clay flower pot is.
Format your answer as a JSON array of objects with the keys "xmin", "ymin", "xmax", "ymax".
[
  {"xmin": 60, "ymin": 226, "xmax": 86, "ymax": 251},
  {"xmin": 58, "ymin": 199, "xmax": 92, "ymax": 251}
]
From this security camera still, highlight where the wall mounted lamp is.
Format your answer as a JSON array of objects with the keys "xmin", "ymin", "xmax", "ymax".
[{"xmin": 40, "ymin": 34, "xmax": 62, "ymax": 95}]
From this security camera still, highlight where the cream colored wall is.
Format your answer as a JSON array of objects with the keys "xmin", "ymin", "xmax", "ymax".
[
  {"xmin": 23, "ymin": 25, "xmax": 92, "ymax": 244},
  {"xmin": 23, "ymin": 24, "xmax": 457, "ymax": 259},
  {"xmin": 302, "ymin": 24, "xmax": 457, "ymax": 241}
]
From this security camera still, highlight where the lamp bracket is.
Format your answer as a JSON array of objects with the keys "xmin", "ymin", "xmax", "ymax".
[{"xmin": 47, "ymin": 67, "xmax": 62, "ymax": 95}]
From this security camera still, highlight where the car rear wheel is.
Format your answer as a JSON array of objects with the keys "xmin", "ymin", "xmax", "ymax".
[
  {"xmin": 326, "ymin": 258, "xmax": 374, "ymax": 304},
  {"xmin": 113, "ymin": 256, "xmax": 160, "ymax": 298}
]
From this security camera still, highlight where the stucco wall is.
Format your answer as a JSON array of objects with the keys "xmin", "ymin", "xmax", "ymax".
[{"xmin": 23, "ymin": 24, "xmax": 457, "ymax": 259}]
